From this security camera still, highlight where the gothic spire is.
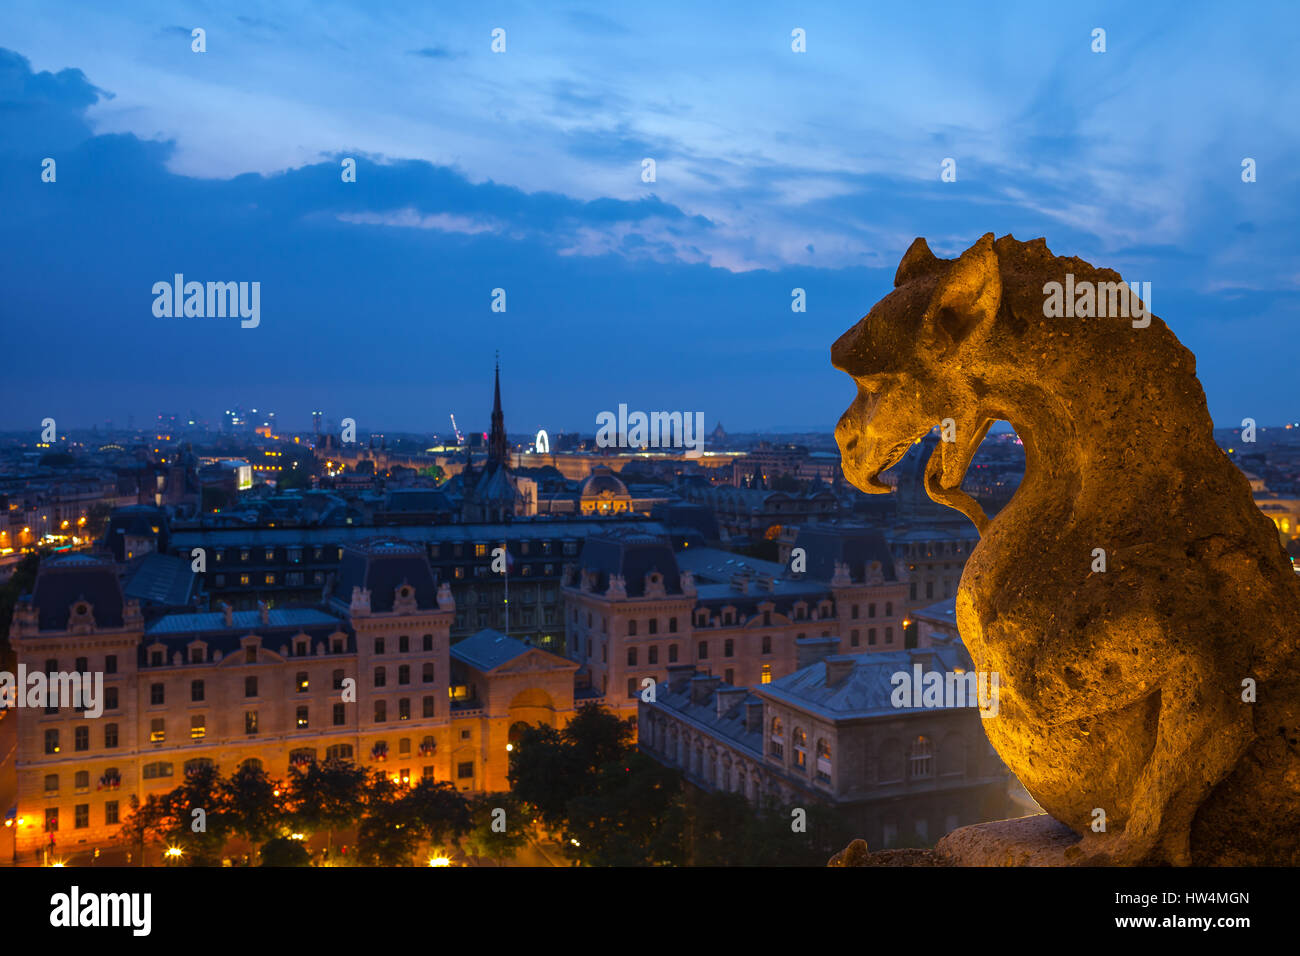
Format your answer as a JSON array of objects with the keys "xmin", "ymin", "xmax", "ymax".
[{"xmin": 488, "ymin": 354, "xmax": 508, "ymax": 466}]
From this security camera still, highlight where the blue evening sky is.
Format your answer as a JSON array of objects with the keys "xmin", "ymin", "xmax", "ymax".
[{"xmin": 1, "ymin": 1, "xmax": 1296, "ymax": 435}]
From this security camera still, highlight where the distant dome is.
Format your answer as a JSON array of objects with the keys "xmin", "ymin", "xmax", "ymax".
[{"xmin": 580, "ymin": 469, "xmax": 629, "ymax": 499}]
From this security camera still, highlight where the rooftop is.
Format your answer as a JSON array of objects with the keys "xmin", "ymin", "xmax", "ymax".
[{"xmin": 146, "ymin": 607, "xmax": 341, "ymax": 636}]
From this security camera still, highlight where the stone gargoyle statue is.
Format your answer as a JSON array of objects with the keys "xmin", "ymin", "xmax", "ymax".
[{"xmin": 832, "ymin": 232, "xmax": 1300, "ymax": 865}]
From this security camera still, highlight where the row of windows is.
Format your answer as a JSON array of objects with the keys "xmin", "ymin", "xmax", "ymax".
[
  {"xmin": 42, "ymin": 802, "xmax": 119, "ymax": 831},
  {"xmin": 44, "ymin": 769, "xmax": 123, "ymax": 794},
  {"xmin": 45, "ymin": 694, "xmax": 443, "ymax": 752},
  {"xmin": 909, "ymin": 579, "xmax": 956, "ymax": 601},
  {"xmin": 578, "ymin": 633, "xmax": 788, "ymax": 665},
  {"xmin": 45, "ymin": 725, "xmax": 119, "ymax": 753},
  {"xmin": 458, "ymin": 608, "xmax": 551, "ymax": 629},
  {"xmin": 848, "ymin": 602, "xmax": 895, "ymax": 620},
  {"xmin": 765, "ymin": 726, "xmax": 956, "ymax": 782},
  {"xmin": 38, "ymin": 656, "xmax": 118, "ymax": 675},
  {"xmin": 847, "ymin": 627, "xmax": 896, "ymax": 648}
]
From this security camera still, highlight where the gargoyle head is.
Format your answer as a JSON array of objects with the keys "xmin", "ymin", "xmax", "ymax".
[{"xmin": 832, "ymin": 232, "xmax": 1003, "ymax": 530}]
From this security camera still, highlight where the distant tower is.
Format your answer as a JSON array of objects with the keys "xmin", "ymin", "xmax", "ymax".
[
  {"xmin": 313, "ymin": 410, "xmax": 323, "ymax": 442},
  {"xmin": 488, "ymin": 354, "xmax": 508, "ymax": 466}
]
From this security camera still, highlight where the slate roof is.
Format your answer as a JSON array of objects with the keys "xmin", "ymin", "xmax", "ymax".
[
  {"xmin": 758, "ymin": 645, "xmax": 973, "ymax": 720},
  {"xmin": 122, "ymin": 553, "xmax": 197, "ymax": 608},
  {"xmin": 28, "ymin": 554, "xmax": 126, "ymax": 631},
  {"xmin": 649, "ymin": 676, "xmax": 763, "ymax": 755},
  {"xmin": 147, "ymin": 607, "xmax": 342, "ymax": 636},
  {"xmin": 676, "ymin": 546, "xmax": 834, "ymax": 612},
  {"xmin": 914, "ymin": 597, "xmax": 958, "ymax": 628},
  {"xmin": 790, "ymin": 525, "xmax": 901, "ymax": 583},
  {"xmin": 578, "ymin": 529, "xmax": 682, "ymax": 596},
  {"xmin": 450, "ymin": 628, "xmax": 532, "ymax": 671},
  {"xmin": 329, "ymin": 538, "xmax": 439, "ymax": 611}
]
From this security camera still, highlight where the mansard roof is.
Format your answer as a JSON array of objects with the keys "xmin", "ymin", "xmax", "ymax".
[
  {"xmin": 790, "ymin": 524, "xmax": 901, "ymax": 583},
  {"xmin": 330, "ymin": 538, "xmax": 439, "ymax": 611},
  {"xmin": 578, "ymin": 529, "xmax": 682, "ymax": 597},
  {"xmin": 28, "ymin": 553, "xmax": 126, "ymax": 631}
]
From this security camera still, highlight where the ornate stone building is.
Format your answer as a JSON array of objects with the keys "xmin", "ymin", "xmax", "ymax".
[
  {"xmin": 638, "ymin": 643, "xmax": 1021, "ymax": 848},
  {"xmin": 7, "ymin": 543, "xmax": 585, "ymax": 857},
  {"xmin": 562, "ymin": 527, "xmax": 909, "ymax": 714}
]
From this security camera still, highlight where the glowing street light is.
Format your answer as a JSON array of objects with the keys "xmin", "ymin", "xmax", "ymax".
[{"xmin": 428, "ymin": 855, "xmax": 450, "ymax": 867}]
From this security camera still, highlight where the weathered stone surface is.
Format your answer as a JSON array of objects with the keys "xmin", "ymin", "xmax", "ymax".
[
  {"xmin": 934, "ymin": 815, "xmax": 1084, "ymax": 866},
  {"xmin": 830, "ymin": 234, "xmax": 1300, "ymax": 866},
  {"xmin": 827, "ymin": 839, "xmax": 952, "ymax": 866}
]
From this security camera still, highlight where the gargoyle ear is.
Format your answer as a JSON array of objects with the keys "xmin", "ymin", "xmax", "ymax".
[
  {"xmin": 895, "ymin": 237, "xmax": 944, "ymax": 287},
  {"xmin": 924, "ymin": 232, "xmax": 1001, "ymax": 348}
]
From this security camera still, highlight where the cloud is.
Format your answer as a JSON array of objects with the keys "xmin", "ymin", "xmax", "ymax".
[{"xmin": 407, "ymin": 46, "xmax": 458, "ymax": 59}]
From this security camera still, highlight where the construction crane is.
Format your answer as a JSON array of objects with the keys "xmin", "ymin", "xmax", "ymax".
[{"xmin": 449, "ymin": 413, "xmax": 464, "ymax": 444}]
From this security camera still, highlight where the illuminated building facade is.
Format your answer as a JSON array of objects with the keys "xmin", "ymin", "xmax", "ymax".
[
  {"xmin": 7, "ymin": 544, "xmax": 587, "ymax": 857},
  {"xmin": 563, "ymin": 527, "xmax": 909, "ymax": 713}
]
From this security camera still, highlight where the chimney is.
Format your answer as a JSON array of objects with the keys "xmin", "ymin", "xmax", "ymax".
[
  {"xmin": 221, "ymin": 602, "xmax": 233, "ymax": 627},
  {"xmin": 689, "ymin": 674, "xmax": 722, "ymax": 706},
  {"xmin": 730, "ymin": 571, "xmax": 749, "ymax": 593},
  {"xmin": 796, "ymin": 635, "xmax": 840, "ymax": 669},
  {"xmin": 258, "ymin": 600, "xmax": 269, "ymax": 626},
  {"xmin": 756, "ymin": 573, "xmax": 776, "ymax": 592},
  {"xmin": 666, "ymin": 664, "xmax": 697, "ymax": 694},
  {"xmin": 744, "ymin": 700, "xmax": 764, "ymax": 733},
  {"xmin": 824, "ymin": 655, "xmax": 855, "ymax": 687},
  {"xmin": 716, "ymin": 686, "xmax": 748, "ymax": 719}
]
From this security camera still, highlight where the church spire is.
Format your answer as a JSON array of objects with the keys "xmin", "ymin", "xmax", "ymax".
[{"xmin": 488, "ymin": 353, "xmax": 508, "ymax": 466}]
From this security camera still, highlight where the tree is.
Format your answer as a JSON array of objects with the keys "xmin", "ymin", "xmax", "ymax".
[
  {"xmin": 403, "ymin": 778, "xmax": 472, "ymax": 847},
  {"xmin": 465, "ymin": 793, "xmax": 529, "ymax": 866},
  {"xmin": 356, "ymin": 771, "xmax": 420, "ymax": 866},
  {"xmin": 563, "ymin": 704, "xmax": 636, "ymax": 774},
  {"xmin": 259, "ymin": 836, "xmax": 312, "ymax": 867},
  {"xmin": 115, "ymin": 792, "xmax": 170, "ymax": 864},
  {"xmin": 167, "ymin": 763, "xmax": 231, "ymax": 865},
  {"xmin": 286, "ymin": 758, "xmax": 368, "ymax": 851},
  {"xmin": 507, "ymin": 724, "xmax": 583, "ymax": 829},
  {"xmin": 115, "ymin": 763, "xmax": 231, "ymax": 866},
  {"xmin": 562, "ymin": 752, "xmax": 685, "ymax": 866},
  {"xmin": 682, "ymin": 789, "xmax": 755, "ymax": 866},
  {"xmin": 222, "ymin": 762, "xmax": 282, "ymax": 852}
]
